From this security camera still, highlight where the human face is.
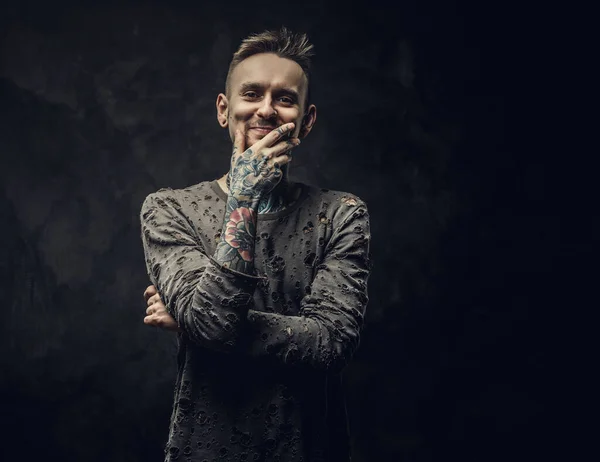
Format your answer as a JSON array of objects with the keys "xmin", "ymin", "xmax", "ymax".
[{"xmin": 217, "ymin": 53, "xmax": 316, "ymax": 148}]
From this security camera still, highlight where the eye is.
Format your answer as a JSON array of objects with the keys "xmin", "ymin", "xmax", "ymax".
[
  {"xmin": 243, "ymin": 91, "xmax": 259, "ymax": 99},
  {"xmin": 279, "ymin": 96, "xmax": 294, "ymax": 105}
]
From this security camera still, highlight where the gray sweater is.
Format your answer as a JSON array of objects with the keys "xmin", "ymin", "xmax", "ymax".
[{"xmin": 140, "ymin": 179, "xmax": 372, "ymax": 462}]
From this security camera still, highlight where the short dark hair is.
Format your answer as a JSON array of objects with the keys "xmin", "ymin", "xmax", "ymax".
[{"xmin": 225, "ymin": 27, "xmax": 315, "ymax": 109}]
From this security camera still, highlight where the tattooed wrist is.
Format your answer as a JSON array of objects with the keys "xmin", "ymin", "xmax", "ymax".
[{"xmin": 226, "ymin": 173, "xmax": 264, "ymax": 204}]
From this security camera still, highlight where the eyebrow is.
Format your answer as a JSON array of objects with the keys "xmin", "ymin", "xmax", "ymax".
[{"xmin": 238, "ymin": 81, "xmax": 300, "ymax": 101}]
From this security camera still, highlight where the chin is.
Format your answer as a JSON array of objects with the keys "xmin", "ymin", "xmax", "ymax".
[{"xmin": 246, "ymin": 134, "xmax": 264, "ymax": 147}]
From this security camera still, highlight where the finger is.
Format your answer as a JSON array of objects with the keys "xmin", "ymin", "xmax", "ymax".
[
  {"xmin": 232, "ymin": 128, "xmax": 246, "ymax": 157},
  {"xmin": 143, "ymin": 285, "xmax": 156, "ymax": 301},
  {"xmin": 145, "ymin": 313, "xmax": 175, "ymax": 330},
  {"xmin": 144, "ymin": 315, "xmax": 160, "ymax": 326},
  {"xmin": 263, "ymin": 138, "xmax": 300, "ymax": 159},
  {"xmin": 270, "ymin": 149, "xmax": 295, "ymax": 169},
  {"xmin": 256, "ymin": 122, "xmax": 295, "ymax": 150},
  {"xmin": 147, "ymin": 294, "xmax": 161, "ymax": 306},
  {"xmin": 146, "ymin": 305, "xmax": 154, "ymax": 315}
]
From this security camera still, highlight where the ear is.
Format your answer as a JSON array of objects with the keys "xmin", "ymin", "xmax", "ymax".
[
  {"xmin": 299, "ymin": 104, "xmax": 317, "ymax": 139},
  {"xmin": 216, "ymin": 93, "xmax": 229, "ymax": 128}
]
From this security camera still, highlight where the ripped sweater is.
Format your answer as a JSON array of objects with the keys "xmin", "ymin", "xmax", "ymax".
[{"xmin": 140, "ymin": 179, "xmax": 372, "ymax": 462}]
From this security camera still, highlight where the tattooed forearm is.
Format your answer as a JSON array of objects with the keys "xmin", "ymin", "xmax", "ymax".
[
  {"xmin": 213, "ymin": 181, "xmax": 286, "ymax": 274},
  {"xmin": 213, "ymin": 193, "xmax": 259, "ymax": 275}
]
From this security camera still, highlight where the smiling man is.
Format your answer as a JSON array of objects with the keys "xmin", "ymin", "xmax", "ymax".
[{"xmin": 140, "ymin": 27, "xmax": 372, "ymax": 462}]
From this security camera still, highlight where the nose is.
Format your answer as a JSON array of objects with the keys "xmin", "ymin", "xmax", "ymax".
[{"xmin": 256, "ymin": 96, "xmax": 277, "ymax": 120}]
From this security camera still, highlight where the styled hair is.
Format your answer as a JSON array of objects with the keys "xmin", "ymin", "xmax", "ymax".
[{"xmin": 225, "ymin": 27, "xmax": 315, "ymax": 108}]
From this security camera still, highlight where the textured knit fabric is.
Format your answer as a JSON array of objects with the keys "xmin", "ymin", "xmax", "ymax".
[{"xmin": 140, "ymin": 179, "xmax": 372, "ymax": 462}]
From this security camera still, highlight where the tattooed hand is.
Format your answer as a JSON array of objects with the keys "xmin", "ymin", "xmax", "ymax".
[{"xmin": 227, "ymin": 122, "xmax": 300, "ymax": 203}]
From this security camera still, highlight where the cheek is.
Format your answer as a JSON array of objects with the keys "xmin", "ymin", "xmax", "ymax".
[
  {"xmin": 291, "ymin": 114, "xmax": 304, "ymax": 135},
  {"xmin": 276, "ymin": 110, "xmax": 302, "ymax": 129},
  {"xmin": 230, "ymin": 102, "xmax": 253, "ymax": 119},
  {"xmin": 283, "ymin": 109, "xmax": 301, "ymax": 121}
]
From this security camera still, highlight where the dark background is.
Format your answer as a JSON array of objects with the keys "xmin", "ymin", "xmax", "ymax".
[{"xmin": 0, "ymin": 0, "xmax": 555, "ymax": 461}]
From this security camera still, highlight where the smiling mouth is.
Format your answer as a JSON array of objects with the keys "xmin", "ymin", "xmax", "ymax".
[
  {"xmin": 249, "ymin": 127, "xmax": 276, "ymax": 132},
  {"xmin": 248, "ymin": 126, "xmax": 294, "ymax": 140}
]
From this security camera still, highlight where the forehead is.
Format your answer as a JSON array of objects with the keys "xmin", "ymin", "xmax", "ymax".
[{"xmin": 229, "ymin": 53, "xmax": 307, "ymax": 93}]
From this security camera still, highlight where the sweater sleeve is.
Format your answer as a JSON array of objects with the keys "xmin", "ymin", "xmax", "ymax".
[
  {"xmin": 140, "ymin": 192, "xmax": 264, "ymax": 352},
  {"xmin": 242, "ymin": 202, "xmax": 372, "ymax": 372}
]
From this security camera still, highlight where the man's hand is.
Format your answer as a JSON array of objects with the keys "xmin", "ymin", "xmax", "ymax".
[
  {"xmin": 143, "ymin": 285, "xmax": 181, "ymax": 332},
  {"xmin": 227, "ymin": 122, "xmax": 300, "ymax": 201}
]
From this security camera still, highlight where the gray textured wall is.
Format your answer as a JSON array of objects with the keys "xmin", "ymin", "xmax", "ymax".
[{"xmin": 1, "ymin": 1, "xmax": 548, "ymax": 461}]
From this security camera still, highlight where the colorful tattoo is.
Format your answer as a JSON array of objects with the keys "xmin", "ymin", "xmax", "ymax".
[{"xmin": 214, "ymin": 192, "xmax": 259, "ymax": 274}]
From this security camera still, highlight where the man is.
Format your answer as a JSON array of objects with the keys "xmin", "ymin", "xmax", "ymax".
[{"xmin": 140, "ymin": 27, "xmax": 372, "ymax": 462}]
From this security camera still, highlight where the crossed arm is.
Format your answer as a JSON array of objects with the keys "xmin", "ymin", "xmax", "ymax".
[{"xmin": 140, "ymin": 192, "xmax": 371, "ymax": 371}]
